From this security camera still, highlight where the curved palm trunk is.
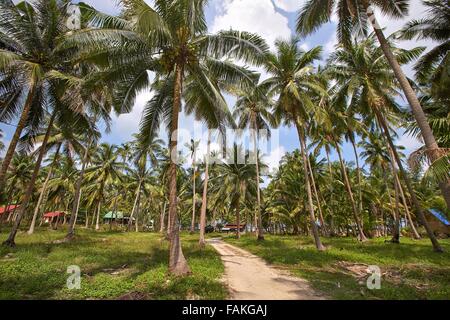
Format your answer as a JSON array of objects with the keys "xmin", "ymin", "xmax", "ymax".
[
  {"xmin": 168, "ymin": 63, "xmax": 191, "ymax": 275},
  {"xmin": 334, "ymin": 141, "xmax": 368, "ymax": 241},
  {"xmin": 27, "ymin": 143, "xmax": 62, "ymax": 235},
  {"xmin": 199, "ymin": 130, "xmax": 211, "ymax": 247},
  {"xmin": 3, "ymin": 110, "xmax": 56, "ymax": 247},
  {"xmin": 364, "ymin": 1, "xmax": 450, "ymax": 209},
  {"xmin": 375, "ymin": 109, "xmax": 443, "ymax": 252},
  {"xmin": 66, "ymin": 138, "xmax": 92, "ymax": 240},
  {"xmin": 251, "ymin": 114, "xmax": 264, "ymax": 240},
  {"xmin": 394, "ymin": 173, "xmax": 421, "ymax": 239},
  {"xmin": 0, "ymin": 87, "xmax": 36, "ymax": 199},
  {"xmin": 296, "ymin": 124, "xmax": 325, "ymax": 251}
]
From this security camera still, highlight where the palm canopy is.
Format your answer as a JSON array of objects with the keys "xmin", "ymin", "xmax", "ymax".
[
  {"xmin": 64, "ymin": 0, "xmax": 268, "ymax": 124},
  {"xmin": 326, "ymin": 34, "xmax": 424, "ymax": 119},
  {"xmin": 296, "ymin": 0, "xmax": 410, "ymax": 46},
  {"xmin": 231, "ymin": 79, "xmax": 277, "ymax": 139},
  {"xmin": 399, "ymin": 0, "xmax": 450, "ymax": 83},
  {"xmin": 262, "ymin": 37, "xmax": 326, "ymax": 125}
]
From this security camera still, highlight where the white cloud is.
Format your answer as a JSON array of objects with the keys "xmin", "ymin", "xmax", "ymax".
[
  {"xmin": 109, "ymin": 89, "xmax": 153, "ymax": 141},
  {"xmin": 273, "ymin": 0, "xmax": 306, "ymax": 12},
  {"xmin": 211, "ymin": 0, "xmax": 292, "ymax": 49},
  {"xmin": 397, "ymin": 133, "xmax": 423, "ymax": 156},
  {"xmin": 265, "ymin": 146, "xmax": 286, "ymax": 173}
]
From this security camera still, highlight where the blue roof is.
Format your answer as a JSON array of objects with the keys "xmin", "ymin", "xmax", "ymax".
[{"xmin": 429, "ymin": 208, "xmax": 450, "ymax": 226}]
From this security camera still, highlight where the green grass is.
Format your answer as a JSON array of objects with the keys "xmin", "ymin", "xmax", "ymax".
[
  {"xmin": 0, "ymin": 229, "xmax": 226, "ymax": 300},
  {"xmin": 223, "ymin": 234, "xmax": 450, "ymax": 300}
]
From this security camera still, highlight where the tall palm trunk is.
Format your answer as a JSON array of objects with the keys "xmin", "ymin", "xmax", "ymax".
[
  {"xmin": 349, "ymin": 134, "xmax": 364, "ymax": 217},
  {"xmin": 374, "ymin": 109, "xmax": 443, "ymax": 252},
  {"xmin": 364, "ymin": 1, "xmax": 450, "ymax": 209},
  {"xmin": 190, "ymin": 148, "xmax": 197, "ymax": 234},
  {"xmin": 235, "ymin": 182, "xmax": 244, "ymax": 239},
  {"xmin": 128, "ymin": 181, "xmax": 141, "ymax": 231},
  {"xmin": 394, "ymin": 172, "xmax": 421, "ymax": 239},
  {"xmin": 296, "ymin": 124, "xmax": 325, "ymax": 250},
  {"xmin": 159, "ymin": 201, "xmax": 166, "ymax": 233},
  {"xmin": 167, "ymin": 63, "xmax": 191, "ymax": 275},
  {"xmin": 135, "ymin": 193, "xmax": 141, "ymax": 232},
  {"xmin": 3, "ymin": 110, "xmax": 56, "ymax": 247},
  {"xmin": 387, "ymin": 160, "xmax": 401, "ymax": 243},
  {"xmin": 251, "ymin": 114, "xmax": 264, "ymax": 240},
  {"xmin": 306, "ymin": 152, "xmax": 327, "ymax": 236},
  {"xmin": 95, "ymin": 201, "xmax": 101, "ymax": 231},
  {"xmin": 0, "ymin": 85, "xmax": 36, "ymax": 198},
  {"xmin": 199, "ymin": 130, "xmax": 211, "ymax": 247},
  {"xmin": 66, "ymin": 136, "xmax": 92, "ymax": 240},
  {"xmin": 334, "ymin": 141, "xmax": 368, "ymax": 241},
  {"xmin": 27, "ymin": 143, "xmax": 62, "ymax": 235}
]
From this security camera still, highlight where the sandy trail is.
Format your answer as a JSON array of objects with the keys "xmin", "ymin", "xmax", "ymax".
[{"xmin": 207, "ymin": 238, "xmax": 326, "ymax": 300}]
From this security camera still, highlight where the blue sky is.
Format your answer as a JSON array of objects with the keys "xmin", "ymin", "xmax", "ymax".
[{"xmin": 2, "ymin": 0, "xmax": 433, "ymax": 173}]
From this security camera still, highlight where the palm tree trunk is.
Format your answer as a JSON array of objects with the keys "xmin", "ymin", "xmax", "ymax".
[
  {"xmin": 168, "ymin": 63, "xmax": 191, "ymax": 276},
  {"xmin": 349, "ymin": 134, "xmax": 364, "ymax": 218},
  {"xmin": 27, "ymin": 143, "xmax": 62, "ymax": 235},
  {"xmin": 296, "ymin": 124, "xmax": 325, "ymax": 250},
  {"xmin": 364, "ymin": 1, "xmax": 450, "ymax": 209},
  {"xmin": 95, "ymin": 201, "xmax": 101, "ymax": 231},
  {"xmin": 251, "ymin": 114, "xmax": 264, "ymax": 240},
  {"xmin": 66, "ymin": 135, "xmax": 93, "ymax": 240},
  {"xmin": 135, "ymin": 193, "xmax": 140, "ymax": 232},
  {"xmin": 374, "ymin": 109, "xmax": 443, "ymax": 252},
  {"xmin": 334, "ymin": 141, "xmax": 368, "ymax": 241},
  {"xmin": 159, "ymin": 201, "xmax": 166, "ymax": 233},
  {"xmin": 128, "ymin": 182, "xmax": 141, "ymax": 231},
  {"xmin": 2, "ymin": 110, "xmax": 57, "ymax": 247},
  {"xmin": 190, "ymin": 149, "xmax": 197, "ymax": 234},
  {"xmin": 0, "ymin": 84, "xmax": 36, "ymax": 198},
  {"xmin": 388, "ymin": 162, "xmax": 401, "ymax": 244},
  {"xmin": 199, "ymin": 130, "xmax": 211, "ymax": 247},
  {"xmin": 305, "ymin": 152, "xmax": 328, "ymax": 236},
  {"xmin": 235, "ymin": 188, "xmax": 242, "ymax": 240},
  {"xmin": 394, "ymin": 172, "xmax": 421, "ymax": 239}
]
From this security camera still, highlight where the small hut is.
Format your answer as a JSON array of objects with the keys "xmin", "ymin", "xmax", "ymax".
[{"xmin": 103, "ymin": 212, "xmax": 134, "ymax": 225}]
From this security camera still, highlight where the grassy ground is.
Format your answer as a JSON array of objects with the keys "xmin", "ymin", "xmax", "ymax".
[
  {"xmin": 223, "ymin": 234, "xmax": 450, "ymax": 300},
  {"xmin": 0, "ymin": 228, "xmax": 226, "ymax": 300}
]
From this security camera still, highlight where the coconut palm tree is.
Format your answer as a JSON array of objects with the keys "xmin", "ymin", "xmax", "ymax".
[
  {"xmin": 297, "ymin": 0, "xmax": 450, "ymax": 214},
  {"xmin": 215, "ymin": 144, "xmax": 259, "ymax": 239},
  {"xmin": 84, "ymin": 143, "xmax": 124, "ymax": 230},
  {"xmin": 69, "ymin": 0, "xmax": 268, "ymax": 275},
  {"xmin": 0, "ymin": 0, "xmax": 78, "ymax": 195},
  {"xmin": 399, "ymin": 0, "xmax": 450, "ymax": 86},
  {"xmin": 327, "ymin": 35, "xmax": 442, "ymax": 251},
  {"xmin": 23, "ymin": 110, "xmax": 90, "ymax": 234},
  {"xmin": 231, "ymin": 80, "xmax": 276, "ymax": 240},
  {"xmin": 185, "ymin": 139, "xmax": 200, "ymax": 234},
  {"xmin": 263, "ymin": 38, "xmax": 326, "ymax": 250}
]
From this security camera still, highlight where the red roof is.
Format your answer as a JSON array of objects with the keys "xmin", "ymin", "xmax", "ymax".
[
  {"xmin": 0, "ymin": 205, "xmax": 20, "ymax": 215},
  {"xmin": 43, "ymin": 211, "xmax": 65, "ymax": 218}
]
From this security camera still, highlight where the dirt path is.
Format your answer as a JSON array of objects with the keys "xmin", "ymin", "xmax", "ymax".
[{"xmin": 207, "ymin": 238, "xmax": 326, "ymax": 300}]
